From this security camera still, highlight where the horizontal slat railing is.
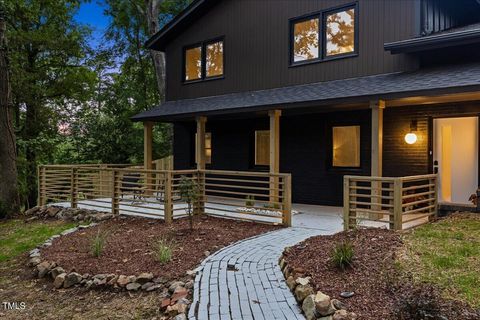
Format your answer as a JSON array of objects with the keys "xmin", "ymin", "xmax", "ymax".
[
  {"xmin": 38, "ymin": 165, "xmax": 292, "ymax": 226},
  {"xmin": 344, "ymin": 174, "xmax": 438, "ymax": 230}
]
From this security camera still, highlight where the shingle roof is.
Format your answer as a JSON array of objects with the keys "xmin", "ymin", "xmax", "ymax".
[{"xmin": 132, "ymin": 62, "xmax": 480, "ymax": 121}]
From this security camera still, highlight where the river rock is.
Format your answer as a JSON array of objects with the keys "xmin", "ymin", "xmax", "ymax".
[
  {"xmin": 53, "ymin": 273, "xmax": 66, "ymax": 289},
  {"xmin": 295, "ymin": 284, "xmax": 314, "ymax": 303},
  {"xmin": 64, "ymin": 272, "xmax": 82, "ymax": 288},
  {"xmin": 126, "ymin": 282, "xmax": 142, "ymax": 291},
  {"xmin": 302, "ymin": 294, "xmax": 320, "ymax": 320},
  {"xmin": 169, "ymin": 281, "xmax": 185, "ymax": 293},
  {"xmin": 36, "ymin": 261, "xmax": 53, "ymax": 278},
  {"xmin": 136, "ymin": 272, "xmax": 154, "ymax": 284}
]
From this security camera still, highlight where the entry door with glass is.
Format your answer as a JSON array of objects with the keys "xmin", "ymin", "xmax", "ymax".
[{"xmin": 433, "ymin": 117, "xmax": 479, "ymax": 204}]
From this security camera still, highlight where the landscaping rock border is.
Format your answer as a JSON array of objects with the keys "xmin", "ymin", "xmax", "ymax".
[
  {"xmin": 26, "ymin": 208, "xmax": 193, "ymax": 319},
  {"xmin": 279, "ymin": 251, "xmax": 358, "ymax": 320},
  {"xmin": 25, "ymin": 205, "xmax": 114, "ymax": 223}
]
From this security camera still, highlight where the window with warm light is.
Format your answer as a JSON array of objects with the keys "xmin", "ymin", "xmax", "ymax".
[
  {"xmin": 206, "ymin": 41, "xmax": 224, "ymax": 78},
  {"xmin": 290, "ymin": 4, "xmax": 357, "ymax": 64},
  {"xmin": 184, "ymin": 46, "xmax": 202, "ymax": 81},
  {"xmin": 195, "ymin": 132, "xmax": 212, "ymax": 164},
  {"xmin": 184, "ymin": 39, "xmax": 224, "ymax": 82},
  {"xmin": 255, "ymin": 130, "xmax": 270, "ymax": 166},
  {"xmin": 292, "ymin": 17, "xmax": 320, "ymax": 62},
  {"xmin": 332, "ymin": 126, "xmax": 360, "ymax": 167},
  {"xmin": 325, "ymin": 7, "xmax": 356, "ymax": 57}
]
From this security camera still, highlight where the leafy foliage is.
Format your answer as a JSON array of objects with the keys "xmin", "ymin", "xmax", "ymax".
[
  {"xmin": 2, "ymin": 0, "xmax": 190, "ymax": 209},
  {"xmin": 331, "ymin": 240, "xmax": 354, "ymax": 270}
]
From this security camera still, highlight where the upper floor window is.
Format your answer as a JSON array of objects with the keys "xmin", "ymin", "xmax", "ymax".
[
  {"xmin": 293, "ymin": 17, "xmax": 319, "ymax": 62},
  {"xmin": 290, "ymin": 3, "xmax": 357, "ymax": 65},
  {"xmin": 325, "ymin": 7, "xmax": 356, "ymax": 57},
  {"xmin": 185, "ymin": 46, "xmax": 202, "ymax": 81},
  {"xmin": 184, "ymin": 39, "xmax": 224, "ymax": 82}
]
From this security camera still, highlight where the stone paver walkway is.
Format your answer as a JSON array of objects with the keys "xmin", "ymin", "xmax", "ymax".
[{"xmin": 188, "ymin": 227, "xmax": 333, "ymax": 320}]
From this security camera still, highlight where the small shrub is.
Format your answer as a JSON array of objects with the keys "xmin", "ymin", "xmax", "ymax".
[
  {"xmin": 245, "ymin": 195, "xmax": 255, "ymax": 207},
  {"xmin": 153, "ymin": 238, "xmax": 175, "ymax": 264},
  {"xmin": 90, "ymin": 230, "xmax": 108, "ymax": 258},
  {"xmin": 331, "ymin": 241, "xmax": 354, "ymax": 270},
  {"xmin": 178, "ymin": 175, "xmax": 201, "ymax": 230}
]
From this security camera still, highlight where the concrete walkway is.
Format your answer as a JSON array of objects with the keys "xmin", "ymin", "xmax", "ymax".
[{"xmin": 188, "ymin": 210, "xmax": 340, "ymax": 320}]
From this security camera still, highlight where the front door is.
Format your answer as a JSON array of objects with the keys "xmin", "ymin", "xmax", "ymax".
[{"xmin": 433, "ymin": 117, "xmax": 479, "ymax": 204}]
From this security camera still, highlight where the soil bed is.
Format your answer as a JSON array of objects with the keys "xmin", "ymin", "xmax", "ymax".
[
  {"xmin": 283, "ymin": 227, "xmax": 480, "ymax": 320},
  {"xmin": 41, "ymin": 215, "xmax": 280, "ymax": 279}
]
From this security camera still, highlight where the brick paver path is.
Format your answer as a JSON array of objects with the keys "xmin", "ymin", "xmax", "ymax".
[{"xmin": 188, "ymin": 227, "xmax": 332, "ymax": 320}]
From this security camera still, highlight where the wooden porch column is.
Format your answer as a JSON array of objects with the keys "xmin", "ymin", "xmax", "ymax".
[
  {"xmin": 196, "ymin": 116, "xmax": 207, "ymax": 170},
  {"xmin": 195, "ymin": 116, "xmax": 207, "ymax": 214},
  {"xmin": 269, "ymin": 110, "xmax": 281, "ymax": 204},
  {"xmin": 370, "ymin": 100, "xmax": 385, "ymax": 218},
  {"xmin": 144, "ymin": 122, "xmax": 153, "ymax": 194}
]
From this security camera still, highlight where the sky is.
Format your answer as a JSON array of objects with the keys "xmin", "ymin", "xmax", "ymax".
[{"xmin": 74, "ymin": 0, "xmax": 110, "ymax": 50}]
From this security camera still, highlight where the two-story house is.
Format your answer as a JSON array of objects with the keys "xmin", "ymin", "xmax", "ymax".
[{"xmin": 133, "ymin": 0, "xmax": 480, "ymax": 212}]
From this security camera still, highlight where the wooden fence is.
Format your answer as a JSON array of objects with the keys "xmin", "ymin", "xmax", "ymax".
[
  {"xmin": 38, "ymin": 164, "xmax": 292, "ymax": 226},
  {"xmin": 343, "ymin": 174, "xmax": 438, "ymax": 230}
]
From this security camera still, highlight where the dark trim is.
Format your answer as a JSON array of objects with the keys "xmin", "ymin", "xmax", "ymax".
[
  {"xmin": 289, "ymin": 2, "xmax": 359, "ymax": 67},
  {"xmin": 145, "ymin": 0, "xmax": 219, "ymax": 51},
  {"xmin": 384, "ymin": 28, "xmax": 480, "ymax": 54},
  {"xmin": 182, "ymin": 36, "xmax": 225, "ymax": 84}
]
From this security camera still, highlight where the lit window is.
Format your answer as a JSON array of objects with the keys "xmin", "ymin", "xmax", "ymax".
[
  {"xmin": 332, "ymin": 126, "xmax": 360, "ymax": 167},
  {"xmin": 195, "ymin": 132, "xmax": 212, "ymax": 164},
  {"xmin": 206, "ymin": 41, "xmax": 224, "ymax": 78},
  {"xmin": 255, "ymin": 130, "xmax": 270, "ymax": 166},
  {"xmin": 185, "ymin": 46, "xmax": 202, "ymax": 81},
  {"xmin": 325, "ymin": 8, "xmax": 356, "ymax": 56},
  {"xmin": 292, "ymin": 18, "xmax": 319, "ymax": 62}
]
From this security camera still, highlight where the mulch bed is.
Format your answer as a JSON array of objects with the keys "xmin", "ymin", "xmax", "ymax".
[
  {"xmin": 282, "ymin": 227, "xmax": 480, "ymax": 320},
  {"xmin": 41, "ymin": 215, "xmax": 280, "ymax": 279}
]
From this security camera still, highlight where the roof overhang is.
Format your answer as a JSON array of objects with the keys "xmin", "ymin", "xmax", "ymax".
[
  {"xmin": 145, "ymin": 0, "xmax": 218, "ymax": 51},
  {"xmin": 384, "ymin": 28, "xmax": 480, "ymax": 54},
  {"xmin": 132, "ymin": 62, "xmax": 480, "ymax": 122}
]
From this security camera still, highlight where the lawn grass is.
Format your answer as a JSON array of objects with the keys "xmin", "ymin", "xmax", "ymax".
[
  {"xmin": 402, "ymin": 213, "xmax": 480, "ymax": 308},
  {"xmin": 0, "ymin": 219, "xmax": 77, "ymax": 262}
]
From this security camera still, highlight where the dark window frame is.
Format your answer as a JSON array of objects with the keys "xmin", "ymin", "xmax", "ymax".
[
  {"xmin": 182, "ymin": 36, "xmax": 225, "ymax": 84},
  {"xmin": 326, "ymin": 122, "xmax": 363, "ymax": 172},
  {"xmin": 289, "ymin": 2, "xmax": 359, "ymax": 67}
]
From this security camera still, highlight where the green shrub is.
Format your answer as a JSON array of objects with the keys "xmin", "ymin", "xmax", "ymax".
[
  {"xmin": 331, "ymin": 241, "xmax": 354, "ymax": 270},
  {"xmin": 153, "ymin": 238, "xmax": 175, "ymax": 264},
  {"xmin": 178, "ymin": 175, "xmax": 201, "ymax": 230},
  {"xmin": 90, "ymin": 229, "xmax": 108, "ymax": 257}
]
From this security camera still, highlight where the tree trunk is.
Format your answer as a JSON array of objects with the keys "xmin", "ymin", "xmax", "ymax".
[
  {"xmin": 145, "ymin": 0, "xmax": 166, "ymax": 103},
  {"xmin": 0, "ymin": 7, "xmax": 20, "ymax": 217}
]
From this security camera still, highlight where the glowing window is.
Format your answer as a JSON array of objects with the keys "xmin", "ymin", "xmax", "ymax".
[
  {"xmin": 195, "ymin": 132, "xmax": 212, "ymax": 164},
  {"xmin": 325, "ymin": 8, "xmax": 356, "ymax": 56},
  {"xmin": 332, "ymin": 126, "xmax": 360, "ymax": 167},
  {"xmin": 206, "ymin": 41, "xmax": 224, "ymax": 78},
  {"xmin": 292, "ymin": 18, "xmax": 319, "ymax": 62},
  {"xmin": 255, "ymin": 130, "xmax": 270, "ymax": 166},
  {"xmin": 184, "ymin": 46, "xmax": 202, "ymax": 81}
]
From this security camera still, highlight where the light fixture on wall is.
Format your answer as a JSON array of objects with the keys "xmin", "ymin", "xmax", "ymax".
[{"xmin": 405, "ymin": 120, "xmax": 418, "ymax": 145}]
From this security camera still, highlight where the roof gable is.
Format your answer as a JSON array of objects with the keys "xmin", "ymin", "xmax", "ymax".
[{"xmin": 146, "ymin": 0, "xmax": 219, "ymax": 51}]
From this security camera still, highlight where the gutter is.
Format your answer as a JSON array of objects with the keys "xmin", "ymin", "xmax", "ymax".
[{"xmin": 384, "ymin": 28, "xmax": 480, "ymax": 54}]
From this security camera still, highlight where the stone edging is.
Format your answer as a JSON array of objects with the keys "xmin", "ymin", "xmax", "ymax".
[
  {"xmin": 26, "ymin": 207, "xmax": 193, "ymax": 320},
  {"xmin": 279, "ymin": 250, "xmax": 358, "ymax": 320}
]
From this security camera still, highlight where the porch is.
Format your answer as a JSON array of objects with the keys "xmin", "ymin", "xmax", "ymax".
[{"xmin": 38, "ymin": 164, "xmax": 437, "ymax": 231}]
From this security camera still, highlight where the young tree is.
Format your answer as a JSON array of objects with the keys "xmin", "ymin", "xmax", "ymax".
[
  {"xmin": 0, "ymin": 3, "xmax": 19, "ymax": 217},
  {"xmin": 179, "ymin": 175, "xmax": 200, "ymax": 231}
]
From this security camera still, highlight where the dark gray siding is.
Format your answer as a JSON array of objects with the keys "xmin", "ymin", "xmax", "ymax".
[
  {"xmin": 173, "ymin": 110, "xmax": 371, "ymax": 205},
  {"xmin": 165, "ymin": 0, "xmax": 418, "ymax": 101}
]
